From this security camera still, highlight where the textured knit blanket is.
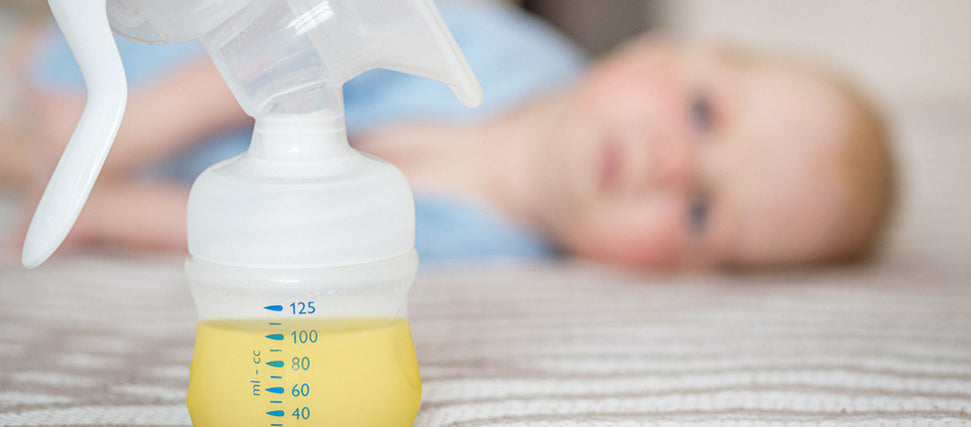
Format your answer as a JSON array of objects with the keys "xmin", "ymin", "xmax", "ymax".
[{"xmin": 1, "ymin": 254, "xmax": 969, "ymax": 426}]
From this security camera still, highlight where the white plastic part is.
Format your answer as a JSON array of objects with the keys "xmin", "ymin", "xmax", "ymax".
[
  {"xmin": 186, "ymin": 112, "xmax": 416, "ymax": 268},
  {"xmin": 23, "ymin": 0, "xmax": 481, "ymax": 270},
  {"xmin": 22, "ymin": 0, "xmax": 127, "ymax": 268}
]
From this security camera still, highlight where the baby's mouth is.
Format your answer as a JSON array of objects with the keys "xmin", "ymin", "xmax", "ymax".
[{"xmin": 599, "ymin": 138, "xmax": 622, "ymax": 192}]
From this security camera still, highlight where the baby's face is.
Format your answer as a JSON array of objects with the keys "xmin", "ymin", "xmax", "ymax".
[{"xmin": 540, "ymin": 38, "xmax": 853, "ymax": 269}]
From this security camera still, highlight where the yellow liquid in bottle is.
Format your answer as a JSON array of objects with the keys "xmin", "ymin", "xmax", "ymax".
[{"xmin": 186, "ymin": 317, "xmax": 421, "ymax": 427}]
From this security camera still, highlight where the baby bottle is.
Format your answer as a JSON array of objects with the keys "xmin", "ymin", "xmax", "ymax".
[
  {"xmin": 182, "ymin": 111, "xmax": 428, "ymax": 426},
  {"xmin": 21, "ymin": 0, "xmax": 481, "ymax": 425}
]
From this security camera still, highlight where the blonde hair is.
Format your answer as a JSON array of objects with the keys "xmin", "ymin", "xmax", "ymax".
[
  {"xmin": 826, "ymin": 74, "xmax": 897, "ymax": 262},
  {"xmin": 714, "ymin": 43, "xmax": 898, "ymax": 264},
  {"xmin": 760, "ymin": 53, "xmax": 897, "ymax": 263}
]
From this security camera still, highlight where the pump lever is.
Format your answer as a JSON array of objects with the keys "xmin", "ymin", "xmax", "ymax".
[{"xmin": 22, "ymin": 0, "xmax": 128, "ymax": 269}]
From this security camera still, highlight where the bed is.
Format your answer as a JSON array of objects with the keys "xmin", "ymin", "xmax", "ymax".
[{"xmin": 1, "ymin": 104, "xmax": 969, "ymax": 425}]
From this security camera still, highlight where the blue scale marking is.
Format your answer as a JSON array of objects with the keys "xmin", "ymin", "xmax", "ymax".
[{"xmin": 261, "ymin": 306, "xmax": 291, "ymax": 424}]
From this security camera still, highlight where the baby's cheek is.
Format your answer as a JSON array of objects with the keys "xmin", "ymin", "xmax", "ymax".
[{"xmin": 582, "ymin": 74, "xmax": 676, "ymax": 125}]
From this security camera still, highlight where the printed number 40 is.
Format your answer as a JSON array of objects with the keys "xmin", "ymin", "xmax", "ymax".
[
  {"xmin": 290, "ymin": 301, "xmax": 316, "ymax": 315},
  {"xmin": 293, "ymin": 407, "xmax": 310, "ymax": 419}
]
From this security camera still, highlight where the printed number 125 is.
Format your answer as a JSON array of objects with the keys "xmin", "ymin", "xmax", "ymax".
[{"xmin": 290, "ymin": 301, "xmax": 316, "ymax": 315}]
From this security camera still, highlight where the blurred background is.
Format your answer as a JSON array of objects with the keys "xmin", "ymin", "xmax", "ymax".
[
  {"xmin": 0, "ymin": 0, "xmax": 968, "ymax": 267},
  {"xmin": 526, "ymin": 0, "xmax": 971, "ymax": 107}
]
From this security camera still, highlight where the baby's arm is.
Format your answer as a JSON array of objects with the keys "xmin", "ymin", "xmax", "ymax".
[
  {"xmin": 10, "ymin": 180, "xmax": 188, "ymax": 258},
  {"xmin": 70, "ymin": 181, "xmax": 189, "ymax": 252},
  {"xmin": 28, "ymin": 58, "xmax": 250, "ymax": 179},
  {"xmin": 108, "ymin": 59, "xmax": 251, "ymax": 175}
]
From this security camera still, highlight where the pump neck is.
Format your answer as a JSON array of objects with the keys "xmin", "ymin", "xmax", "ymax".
[{"xmin": 247, "ymin": 112, "xmax": 352, "ymax": 162}]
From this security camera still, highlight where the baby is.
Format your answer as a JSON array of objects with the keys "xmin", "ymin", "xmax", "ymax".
[
  {"xmin": 356, "ymin": 37, "xmax": 896, "ymax": 269},
  {"xmin": 6, "ymin": 3, "xmax": 895, "ymax": 270}
]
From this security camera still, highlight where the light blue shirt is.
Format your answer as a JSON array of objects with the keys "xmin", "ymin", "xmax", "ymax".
[{"xmin": 31, "ymin": 1, "xmax": 585, "ymax": 262}]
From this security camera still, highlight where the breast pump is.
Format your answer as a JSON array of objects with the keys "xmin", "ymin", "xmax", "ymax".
[{"xmin": 22, "ymin": 0, "xmax": 481, "ymax": 425}]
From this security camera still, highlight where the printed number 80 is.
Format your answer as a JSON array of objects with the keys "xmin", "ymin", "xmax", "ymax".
[{"xmin": 292, "ymin": 356, "xmax": 310, "ymax": 371}]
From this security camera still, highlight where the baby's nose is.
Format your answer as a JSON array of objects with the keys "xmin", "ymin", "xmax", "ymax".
[{"xmin": 649, "ymin": 141, "xmax": 694, "ymax": 190}]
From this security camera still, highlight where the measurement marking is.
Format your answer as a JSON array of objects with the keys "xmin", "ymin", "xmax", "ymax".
[
  {"xmin": 270, "ymin": 375, "xmax": 282, "ymax": 379},
  {"xmin": 266, "ymin": 360, "xmax": 284, "ymax": 368},
  {"xmin": 270, "ymin": 349, "xmax": 282, "ymax": 352},
  {"xmin": 271, "ymin": 424, "xmax": 283, "ymax": 427},
  {"xmin": 270, "ymin": 400, "xmax": 282, "ymax": 404},
  {"xmin": 269, "ymin": 322, "xmax": 282, "ymax": 326},
  {"xmin": 265, "ymin": 334, "xmax": 284, "ymax": 341},
  {"xmin": 250, "ymin": 380, "xmax": 260, "ymax": 383},
  {"xmin": 266, "ymin": 410, "xmax": 285, "ymax": 417},
  {"xmin": 264, "ymin": 305, "xmax": 283, "ymax": 312},
  {"xmin": 266, "ymin": 387, "xmax": 284, "ymax": 394}
]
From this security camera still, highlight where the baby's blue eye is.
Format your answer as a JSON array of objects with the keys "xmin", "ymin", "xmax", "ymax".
[
  {"xmin": 691, "ymin": 92, "xmax": 715, "ymax": 133},
  {"xmin": 688, "ymin": 192, "xmax": 709, "ymax": 234}
]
